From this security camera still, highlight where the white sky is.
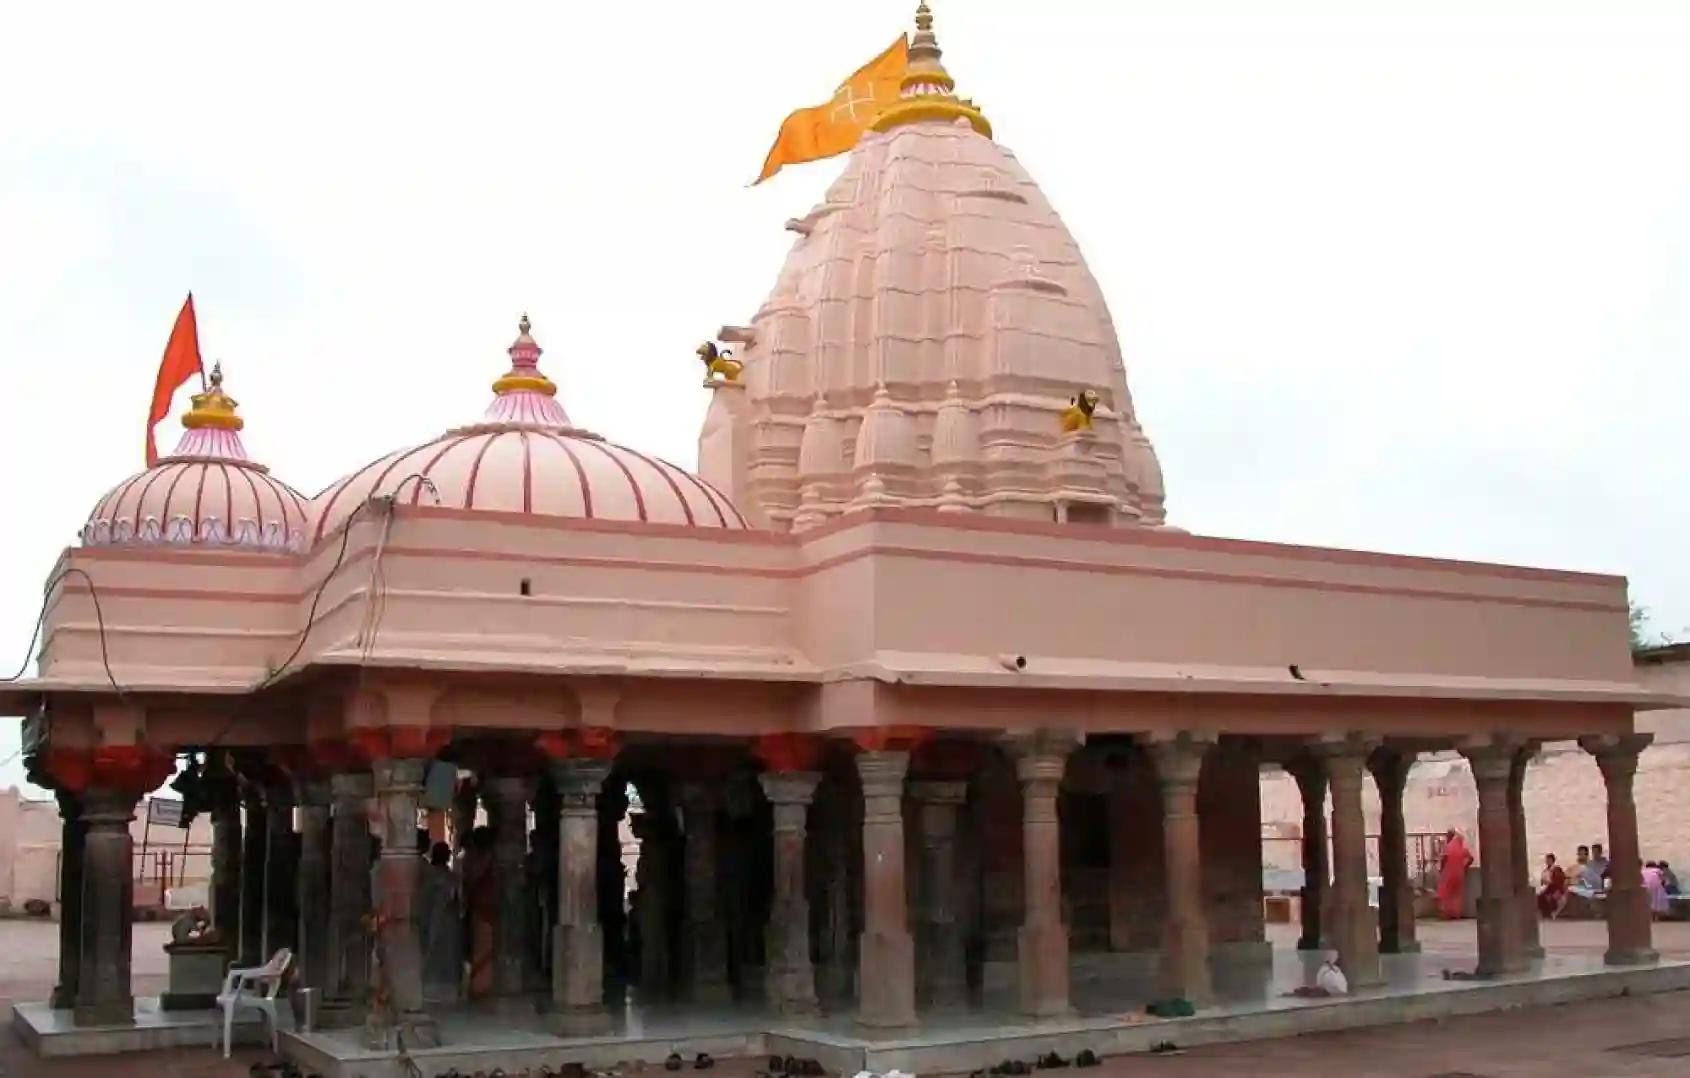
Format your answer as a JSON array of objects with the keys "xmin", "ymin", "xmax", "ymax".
[{"xmin": 3, "ymin": 2, "xmax": 1687, "ymax": 792}]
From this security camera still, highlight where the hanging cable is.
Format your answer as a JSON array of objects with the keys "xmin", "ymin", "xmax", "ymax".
[{"xmin": 2, "ymin": 565, "xmax": 124, "ymax": 698}]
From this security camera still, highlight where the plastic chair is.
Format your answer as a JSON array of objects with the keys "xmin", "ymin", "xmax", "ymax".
[{"xmin": 216, "ymin": 947, "xmax": 293, "ymax": 1058}]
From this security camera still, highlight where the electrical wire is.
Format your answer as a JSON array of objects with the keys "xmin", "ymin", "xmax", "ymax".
[{"xmin": 2, "ymin": 565, "xmax": 124, "ymax": 697}]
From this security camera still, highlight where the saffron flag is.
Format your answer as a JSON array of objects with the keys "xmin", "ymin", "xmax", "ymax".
[
  {"xmin": 754, "ymin": 35, "xmax": 909, "ymax": 184},
  {"xmin": 146, "ymin": 294, "xmax": 204, "ymax": 466}
]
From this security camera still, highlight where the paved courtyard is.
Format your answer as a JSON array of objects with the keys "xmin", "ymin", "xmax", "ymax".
[{"xmin": 4, "ymin": 919, "xmax": 1690, "ymax": 1076}]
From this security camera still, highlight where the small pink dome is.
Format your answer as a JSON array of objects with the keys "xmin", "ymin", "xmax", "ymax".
[
  {"xmin": 82, "ymin": 365, "xmax": 309, "ymax": 552},
  {"xmin": 310, "ymin": 318, "xmax": 747, "ymax": 542}
]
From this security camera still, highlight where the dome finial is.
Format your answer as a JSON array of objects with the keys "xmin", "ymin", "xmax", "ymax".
[
  {"xmin": 485, "ymin": 314, "xmax": 572, "ymax": 427},
  {"xmin": 871, "ymin": 1, "xmax": 992, "ymax": 138},
  {"xmin": 181, "ymin": 361, "xmax": 244, "ymax": 433},
  {"xmin": 519, "ymin": 312, "xmax": 532, "ymax": 337}
]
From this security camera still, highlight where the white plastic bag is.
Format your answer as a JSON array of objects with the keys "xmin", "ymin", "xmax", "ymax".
[{"xmin": 1316, "ymin": 959, "xmax": 1349, "ymax": 996}]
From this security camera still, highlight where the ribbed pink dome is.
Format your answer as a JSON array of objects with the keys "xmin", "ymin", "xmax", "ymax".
[
  {"xmin": 82, "ymin": 366, "xmax": 309, "ymax": 552},
  {"xmin": 310, "ymin": 317, "xmax": 747, "ymax": 542}
]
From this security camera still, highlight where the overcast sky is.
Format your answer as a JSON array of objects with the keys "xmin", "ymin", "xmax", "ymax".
[{"xmin": 2, "ymin": 2, "xmax": 1687, "ymax": 793}]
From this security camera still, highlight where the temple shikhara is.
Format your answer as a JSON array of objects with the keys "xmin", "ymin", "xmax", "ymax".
[{"xmin": 2, "ymin": 6, "xmax": 1680, "ymax": 1075}]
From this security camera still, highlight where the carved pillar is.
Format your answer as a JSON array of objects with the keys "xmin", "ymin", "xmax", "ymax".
[
  {"xmin": 1461, "ymin": 740, "xmax": 1523, "ymax": 977},
  {"xmin": 372, "ymin": 757, "xmax": 438, "ymax": 1048},
  {"xmin": 909, "ymin": 780, "xmax": 968, "ymax": 1011},
  {"xmin": 322, "ymin": 772, "xmax": 373, "ymax": 1026},
  {"xmin": 1581, "ymin": 734, "xmax": 1658, "ymax": 966},
  {"xmin": 1509, "ymin": 745, "xmax": 1542, "ymax": 961},
  {"xmin": 679, "ymin": 782, "xmax": 732, "ymax": 1004},
  {"xmin": 50, "ymin": 793, "xmax": 85, "ymax": 1010},
  {"xmin": 262, "ymin": 783, "xmax": 297, "ymax": 959},
  {"xmin": 760, "ymin": 771, "xmax": 821, "ymax": 1015},
  {"xmin": 855, "ymin": 750, "xmax": 916, "ymax": 1028},
  {"xmin": 74, "ymin": 787, "xmax": 141, "ymax": 1026},
  {"xmin": 1149, "ymin": 735, "xmax": 1212, "ymax": 1003},
  {"xmin": 1013, "ymin": 735, "xmax": 1075, "ymax": 1017},
  {"xmin": 1321, "ymin": 740, "xmax": 1382, "ymax": 986},
  {"xmin": 551, "ymin": 758, "xmax": 612, "ymax": 1034},
  {"xmin": 239, "ymin": 787, "xmax": 267, "ymax": 968},
  {"xmin": 209, "ymin": 786, "xmax": 242, "ymax": 947},
  {"xmin": 1367, "ymin": 748, "xmax": 1420, "ymax": 954},
  {"xmin": 1285, "ymin": 756, "xmax": 1329, "ymax": 951},
  {"xmin": 296, "ymin": 779, "xmax": 333, "ymax": 993},
  {"xmin": 487, "ymin": 776, "xmax": 532, "ymax": 997}
]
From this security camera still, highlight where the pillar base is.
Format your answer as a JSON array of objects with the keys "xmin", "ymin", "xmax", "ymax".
[
  {"xmin": 72, "ymin": 1000, "xmax": 135, "ymax": 1027},
  {"xmin": 316, "ymin": 999, "xmax": 369, "ymax": 1030},
  {"xmin": 396, "ymin": 1011, "xmax": 441, "ymax": 1050},
  {"xmin": 48, "ymin": 986, "xmax": 76, "ymax": 1011},
  {"xmin": 1017, "ymin": 921, "xmax": 1071, "ymax": 1018},
  {"xmin": 554, "ymin": 923, "xmax": 605, "ymax": 1013},
  {"xmin": 1473, "ymin": 895, "xmax": 1517, "ymax": 978},
  {"xmin": 1159, "ymin": 917, "xmax": 1213, "ymax": 1005},
  {"xmin": 550, "ymin": 1005, "xmax": 613, "ymax": 1036},
  {"xmin": 856, "ymin": 928, "xmax": 916, "ymax": 1028},
  {"xmin": 1380, "ymin": 940, "xmax": 1424, "ymax": 955},
  {"xmin": 1605, "ymin": 947, "xmax": 1661, "ymax": 967}
]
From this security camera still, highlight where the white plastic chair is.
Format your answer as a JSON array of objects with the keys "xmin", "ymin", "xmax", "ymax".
[{"xmin": 216, "ymin": 947, "xmax": 293, "ymax": 1057}]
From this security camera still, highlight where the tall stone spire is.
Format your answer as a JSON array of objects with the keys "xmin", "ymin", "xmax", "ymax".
[{"xmin": 872, "ymin": 2, "xmax": 992, "ymax": 137}]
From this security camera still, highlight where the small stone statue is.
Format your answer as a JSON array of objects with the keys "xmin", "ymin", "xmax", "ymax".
[
  {"xmin": 697, "ymin": 341, "xmax": 744, "ymax": 383},
  {"xmin": 170, "ymin": 905, "xmax": 215, "ymax": 944},
  {"xmin": 1060, "ymin": 390, "xmax": 1100, "ymax": 433}
]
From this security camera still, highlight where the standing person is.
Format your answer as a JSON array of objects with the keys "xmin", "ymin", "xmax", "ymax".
[
  {"xmin": 1660, "ymin": 860, "xmax": 1681, "ymax": 896},
  {"xmin": 462, "ymin": 826, "xmax": 497, "ymax": 998},
  {"xmin": 1643, "ymin": 862, "xmax": 1670, "ymax": 918},
  {"xmin": 1438, "ymin": 829, "xmax": 1474, "ymax": 919},
  {"xmin": 418, "ymin": 842, "xmax": 463, "ymax": 1003},
  {"xmin": 1537, "ymin": 853, "xmax": 1568, "ymax": 919}
]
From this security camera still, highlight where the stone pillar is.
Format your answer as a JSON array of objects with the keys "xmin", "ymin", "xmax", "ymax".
[
  {"xmin": 679, "ymin": 782, "xmax": 732, "ymax": 1004},
  {"xmin": 1509, "ymin": 745, "xmax": 1542, "ymax": 961},
  {"xmin": 239, "ymin": 788, "xmax": 267, "ymax": 968},
  {"xmin": 209, "ymin": 790, "xmax": 242, "ymax": 945},
  {"xmin": 372, "ymin": 758, "xmax": 438, "ymax": 1048},
  {"xmin": 551, "ymin": 758, "xmax": 612, "ymax": 1034},
  {"xmin": 1367, "ymin": 748, "xmax": 1420, "ymax": 955},
  {"xmin": 262, "ymin": 784, "xmax": 297, "ymax": 959},
  {"xmin": 1284, "ymin": 756, "xmax": 1328, "ymax": 952},
  {"xmin": 909, "ymin": 780, "xmax": 968, "ymax": 1011},
  {"xmin": 487, "ymin": 775, "xmax": 532, "ymax": 997},
  {"xmin": 1321, "ymin": 740, "xmax": 1382, "ymax": 986},
  {"xmin": 1149, "ymin": 735, "xmax": 1213, "ymax": 1003},
  {"xmin": 50, "ymin": 793, "xmax": 85, "ymax": 1010},
  {"xmin": 1462, "ymin": 740, "xmax": 1523, "ymax": 977},
  {"xmin": 75, "ymin": 788, "xmax": 140, "ymax": 1026},
  {"xmin": 323, "ymin": 772, "xmax": 373, "ymax": 1026},
  {"xmin": 1581, "ymin": 734, "xmax": 1657, "ymax": 966},
  {"xmin": 296, "ymin": 779, "xmax": 333, "ymax": 992},
  {"xmin": 1013, "ymin": 738, "xmax": 1074, "ymax": 1018},
  {"xmin": 760, "ymin": 771, "xmax": 821, "ymax": 1015},
  {"xmin": 855, "ymin": 750, "xmax": 916, "ymax": 1028}
]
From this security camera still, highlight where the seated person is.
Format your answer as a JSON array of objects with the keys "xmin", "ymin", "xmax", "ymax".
[
  {"xmin": 170, "ymin": 904, "xmax": 215, "ymax": 944},
  {"xmin": 1661, "ymin": 860, "xmax": 1681, "ymax": 896},
  {"xmin": 1577, "ymin": 843, "xmax": 1608, "ymax": 891},
  {"xmin": 1537, "ymin": 853, "xmax": 1568, "ymax": 919}
]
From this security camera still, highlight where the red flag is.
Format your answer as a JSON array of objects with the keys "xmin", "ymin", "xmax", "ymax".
[{"xmin": 146, "ymin": 295, "xmax": 204, "ymax": 466}]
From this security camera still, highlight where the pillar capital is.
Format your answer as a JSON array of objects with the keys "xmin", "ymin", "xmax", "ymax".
[
  {"xmin": 295, "ymin": 777, "xmax": 332, "ymax": 808},
  {"xmin": 1581, "ymin": 733, "xmax": 1653, "ymax": 782},
  {"xmin": 371, "ymin": 756, "xmax": 428, "ymax": 793},
  {"xmin": 1001, "ymin": 727, "xmax": 1081, "ymax": 762},
  {"xmin": 1366, "ymin": 745, "xmax": 1416, "ymax": 793},
  {"xmin": 759, "ymin": 770, "xmax": 822, "ymax": 807},
  {"xmin": 908, "ymin": 779, "xmax": 968, "ymax": 806},
  {"xmin": 330, "ymin": 771, "xmax": 375, "ymax": 799},
  {"xmin": 1460, "ymin": 736, "xmax": 1523, "ymax": 785},
  {"xmin": 1312, "ymin": 733, "xmax": 1381, "ymax": 789},
  {"xmin": 855, "ymin": 748, "xmax": 910, "ymax": 799},
  {"xmin": 549, "ymin": 758, "xmax": 612, "ymax": 807},
  {"xmin": 1142, "ymin": 731, "xmax": 1215, "ymax": 790}
]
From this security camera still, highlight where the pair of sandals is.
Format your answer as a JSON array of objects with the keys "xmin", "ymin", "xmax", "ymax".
[
  {"xmin": 663, "ymin": 1053, "xmax": 715, "ymax": 1072},
  {"xmin": 768, "ymin": 1055, "xmax": 827, "ymax": 1076}
]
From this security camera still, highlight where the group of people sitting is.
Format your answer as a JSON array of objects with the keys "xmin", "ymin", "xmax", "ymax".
[{"xmin": 1535, "ymin": 842, "xmax": 1681, "ymax": 919}]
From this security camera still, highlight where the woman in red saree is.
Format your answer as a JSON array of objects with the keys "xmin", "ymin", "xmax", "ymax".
[
  {"xmin": 1438, "ymin": 829, "xmax": 1474, "ymax": 919},
  {"xmin": 1537, "ymin": 853, "xmax": 1569, "ymax": 918}
]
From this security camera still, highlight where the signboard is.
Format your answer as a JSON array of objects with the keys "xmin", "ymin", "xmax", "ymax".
[{"xmin": 147, "ymin": 797, "xmax": 186, "ymax": 829}]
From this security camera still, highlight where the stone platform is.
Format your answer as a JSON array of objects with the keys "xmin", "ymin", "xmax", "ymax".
[
  {"xmin": 279, "ymin": 949, "xmax": 1690, "ymax": 1078},
  {"xmin": 13, "ymin": 998, "xmax": 267, "ymax": 1057}
]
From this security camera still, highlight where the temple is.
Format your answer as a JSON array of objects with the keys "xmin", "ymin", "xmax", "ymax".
[{"xmin": 1, "ymin": 5, "xmax": 1680, "ymax": 1072}]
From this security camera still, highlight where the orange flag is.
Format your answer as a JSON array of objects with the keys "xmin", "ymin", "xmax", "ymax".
[
  {"xmin": 146, "ymin": 294, "xmax": 204, "ymax": 466},
  {"xmin": 755, "ymin": 35, "xmax": 909, "ymax": 184}
]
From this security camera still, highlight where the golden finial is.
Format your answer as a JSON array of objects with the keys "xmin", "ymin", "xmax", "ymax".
[
  {"xmin": 871, "ymin": 1, "xmax": 992, "ymax": 138},
  {"xmin": 181, "ymin": 361, "xmax": 244, "ymax": 432}
]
